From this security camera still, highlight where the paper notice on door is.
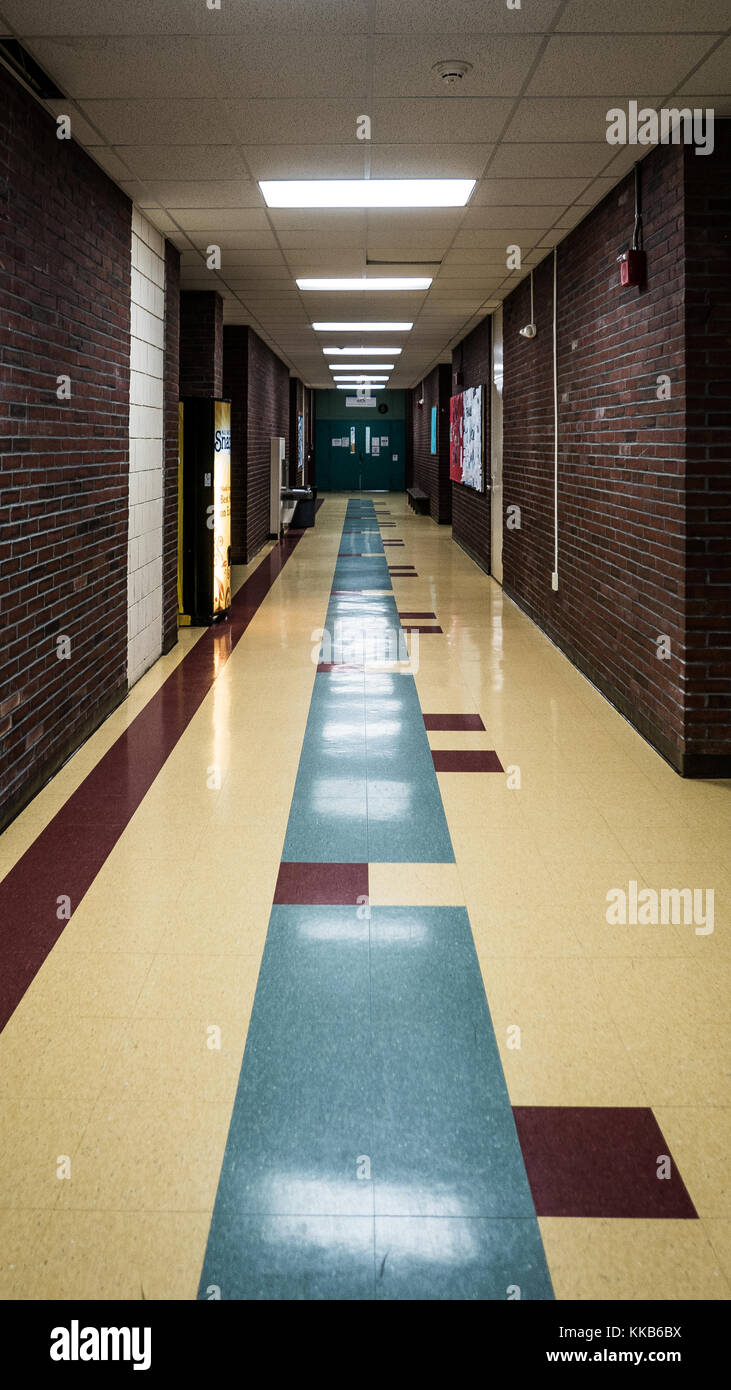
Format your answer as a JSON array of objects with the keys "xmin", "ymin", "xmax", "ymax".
[
  {"xmin": 332, "ymin": 437, "xmax": 340, "ymax": 447},
  {"xmin": 371, "ymin": 438, "xmax": 380, "ymax": 456},
  {"xmin": 392, "ymin": 454, "xmax": 397, "ymax": 461},
  {"xmin": 381, "ymin": 436, "xmax": 388, "ymax": 446},
  {"xmin": 341, "ymin": 436, "xmax": 349, "ymax": 447}
]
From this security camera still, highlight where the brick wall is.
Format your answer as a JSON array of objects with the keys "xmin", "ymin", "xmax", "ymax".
[
  {"xmin": 683, "ymin": 121, "xmax": 731, "ymax": 772},
  {"xmin": 0, "ymin": 62, "xmax": 131, "ymax": 829},
  {"xmin": 222, "ymin": 326, "xmax": 249, "ymax": 565},
  {"xmin": 246, "ymin": 329, "xmax": 290, "ymax": 561},
  {"xmin": 410, "ymin": 364, "xmax": 451, "ymax": 523},
  {"xmin": 501, "ymin": 143, "xmax": 689, "ymax": 771},
  {"xmin": 162, "ymin": 239, "xmax": 180, "ymax": 653},
  {"xmin": 451, "ymin": 318, "xmax": 492, "ymax": 574},
  {"xmin": 179, "ymin": 291, "xmax": 222, "ymax": 397}
]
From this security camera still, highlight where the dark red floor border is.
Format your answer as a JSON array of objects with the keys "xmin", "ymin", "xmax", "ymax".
[{"xmin": 0, "ymin": 530, "xmax": 308, "ymax": 1032}]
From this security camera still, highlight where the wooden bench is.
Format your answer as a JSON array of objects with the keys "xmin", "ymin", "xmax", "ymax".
[{"xmin": 407, "ymin": 487, "xmax": 430, "ymax": 515}]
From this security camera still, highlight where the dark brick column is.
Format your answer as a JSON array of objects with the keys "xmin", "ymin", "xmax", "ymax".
[{"xmin": 179, "ymin": 291, "xmax": 223, "ymax": 397}]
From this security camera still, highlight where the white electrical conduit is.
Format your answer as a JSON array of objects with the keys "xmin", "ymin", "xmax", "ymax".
[{"xmin": 553, "ymin": 247, "xmax": 559, "ymax": 586}]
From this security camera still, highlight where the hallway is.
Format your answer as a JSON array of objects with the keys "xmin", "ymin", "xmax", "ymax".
[{"xmin": 0, "ymin": 494, "xmax": 727, "ymax": 1301}]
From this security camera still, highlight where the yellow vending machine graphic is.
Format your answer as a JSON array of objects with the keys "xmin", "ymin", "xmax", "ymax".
[
  {"xmin": 180, "ymin": 398, "xmax": 232, "ymax": 623},
  {"xmin": 213, "ymin": 401, "xmax": 231, "ymax": 615}
]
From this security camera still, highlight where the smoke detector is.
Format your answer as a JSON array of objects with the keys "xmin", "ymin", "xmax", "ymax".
[{"xmin": 432, "ymin": 60, "xmax": 472, "ymax": 86}]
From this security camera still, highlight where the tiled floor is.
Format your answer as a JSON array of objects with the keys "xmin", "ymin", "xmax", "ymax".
[{"xmin": 0, "ymin": 494, "xmax": 728, "ymax": 1300}]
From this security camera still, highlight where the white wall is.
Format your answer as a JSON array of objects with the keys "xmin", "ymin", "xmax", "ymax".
[{"xmin": 128, "ymin": 208, "xmax": 165, "ymax": 687}]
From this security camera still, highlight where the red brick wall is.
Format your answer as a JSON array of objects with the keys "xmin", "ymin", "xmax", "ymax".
[
  {"xmin": 222, "ymin": 325, "xmax": 248, "ymax": 565},
  {"xmin": 501, "ymin": 143, "xmax": 689, "ymax": 770},
  {"xmin": 683, "ymin": 121, "xmax": 731, "ymax": 772},
  {"xmin": 0, "ymin": 64, "xmax": 131, "ymax": 830},
  {"xmin": 451, "ymin": 318, "xmax": 492, "ymax": 573},
  {"xmin": 246, "ymin": 329, "xmax": 290, "ymax": 561},
  {"xmin": 410, "ymin": 364, "xmax": 451, "ymax": 523},
  {"xmin": 162, "ymin": 240, "xmax": 180, "ymax": 653},
  {"xmin": 179, "ymin": 291, "xmax": 222, "ymax": 397}
]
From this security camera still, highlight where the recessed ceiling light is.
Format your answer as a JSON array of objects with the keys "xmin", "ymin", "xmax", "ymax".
[
  {"xmin": 329, "ymin": 363, "xmax": 395, "ymax": 371},
  {"xmin": 298, "ymin": 277, "xmax": 431, "ymax": 291},
  {"xmin": 335, "ymin": 384, "xmax": 386, "ymax": 390},
  {"xmin": 260, "ymin": 179, "xmax": 475, "ymax": 208},
  {"xmin": 313, "ymin": 322, "xmax": 413, "ymax": 332},
  {"xmin": 324, "ymin": 347, "xmax": 402, "ymax": 355},
  {"xmin": 333, "ymin": 376, "xmax": 389, "ymax": 382}
]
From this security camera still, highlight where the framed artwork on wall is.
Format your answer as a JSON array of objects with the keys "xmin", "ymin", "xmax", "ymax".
[
  {"xmin": 449, "ymin": 384, "xmax": 484, "ymax": 491},
  {"xmin": 430, "ymin": 404, "xmax": 438, "ymax": 454}
]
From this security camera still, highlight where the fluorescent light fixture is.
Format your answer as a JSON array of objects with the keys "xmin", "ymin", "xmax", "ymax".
[
  {"xmin": 313, "ymin": 322, "xmax": 412, "ymax": 332},
  {"xmin": 298, "ymin": 277, "xmax": 431, "ymax": 291},
  {"xmin": 329, "ymin": 364, "xmax": 395, "ymax": 371},
  {"xmin": 333, "ymin": 376, "xmax": 389, "ymax": 383},
  {"xmin": 260, "ymin": 179, "xmax": 475, "ymax": 208},
  {"xmin": 324, "ymin": 347, "xmax": 402, "ymax": 355},
  {"xmin": 336, "ymin": 384, "xmax": 384, "ymax": 390}
]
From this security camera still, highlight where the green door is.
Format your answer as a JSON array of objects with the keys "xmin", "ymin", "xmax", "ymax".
[{"xmin": 316, "ymin": 418, "xmax": 405, "ymax": 492}]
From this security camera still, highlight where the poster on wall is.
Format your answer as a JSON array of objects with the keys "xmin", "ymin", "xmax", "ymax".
[
  {"xmin": 213, "ymin": 400, "xmax": 232, "ymax": 615},
  {"xmin": 462, "ymin": 384, "xmax": 483, "ymax": 491},
  {"xmin": 450, "ymin": 392, "xmax": 464, "ymax": 483},
  {"xmin": 450, "ymin": 385, "xmax": 483, "ymax": 491},
  {"xmin": 430, "ymin": 405, "xmax": 438, "ymax": 454},
  {"xmin": 297, "ymin": 413, "xmax": 304, "ymax": 475}
]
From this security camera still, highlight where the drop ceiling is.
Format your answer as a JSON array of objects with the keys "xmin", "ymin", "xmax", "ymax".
[{"xmin": 1, "ymin": 0, "xmax": 729, "ymax": 387}]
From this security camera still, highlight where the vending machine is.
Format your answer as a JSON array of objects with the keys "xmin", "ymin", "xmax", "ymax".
[{"xmin": 178, "ymin": 398, "xmax": 232, "ymax": 624}]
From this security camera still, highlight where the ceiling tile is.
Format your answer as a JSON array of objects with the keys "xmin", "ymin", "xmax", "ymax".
[
  {"xmin": 557, "ymin": 0, "xmax": 731, "ymax": 31},
  {"xmin": 487, "ymin": 143, "xmax": 615, "ymax": 178},
  {"xmin": 375, "ymin": 1, "xmax": 562, "ymax": 32},
  {"xmin": 374, "ymin": 36, "xmax": 543, "ymax": 98},
  {"xmin": 129, "ymin": 181, "xmax": 265, "ymax": 209},
  {"xmin": 471, "ymin": 178, "xmax": 592, "ymax": 205},
  {"xmin": 167, "ymin": 208, "xmax": 271, "ymax": 232},
  {"xmin": 0, "ymin": 1, "xmax": 373, "ymax": 33},
  {"xmin": 369, "ymin": 144, "xmax": 493, "ymax": 177},
  {"xmin": 372, "ymin": 98, "xmax": 514, "ymax": 143},
  {"xmin": 675, "ymin": 37, "xmax": 731, "ymax": 95},
  {"xmin": 527, "ymin": 34, "xmax": 720, "ymax": 96},
  {"xmin": 503, "ymin": 97, "xmax": 663, "ymax": 143},
  {"xmin": 242, "ymin": 146, "xmax": 364, "ymax": 179},
  {"xmin": 120, "ymin": 147, "xmax": 249, "ymax": 180},
  {"xmin": 203, "ymin": 35, "xmax": 370, "ymax": 99},
  {"xmin": 75, "ymin": 99, "xmax": 233, "ymax": 145},
  {"xmin": 26, "ymin": 36, "xmax": 220, "ymax": 98}
]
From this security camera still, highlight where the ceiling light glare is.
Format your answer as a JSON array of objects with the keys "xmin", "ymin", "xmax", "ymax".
[
  {"xmin": 260, "ymin": 179, "xmax": 475, "ymax": 208},
  {"xmin": 324, "ymin": 346, "xmax": 402, "ymax": 355},
  {"xmin": 329, "ymin": 363, "xmax": 395, "ymax": 371},
  {"xmin": 298, "ymin": 277, "xmax": 431, "ymax": 291},
  {"xmin": 335, "ymin": 384, "xmax": 385, "ymax": 391},
  {"xmin": 313, "ymin": 322, "xmax": 413, "ymax": 332}
]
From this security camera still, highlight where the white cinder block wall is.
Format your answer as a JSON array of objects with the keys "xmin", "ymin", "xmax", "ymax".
[{"xmin": 128, "ymin": 208, "xmax": 166, "ymax": 687}]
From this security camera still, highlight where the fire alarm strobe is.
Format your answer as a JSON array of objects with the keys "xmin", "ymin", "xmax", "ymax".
[{"xmin": 617, "ymin": 247, "xmax": 646, "ymax": 287}]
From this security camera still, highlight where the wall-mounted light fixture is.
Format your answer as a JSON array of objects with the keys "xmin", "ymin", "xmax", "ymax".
[{"xmin": 520, "ymin": 270, "xmax": 537, "ymax": 338}]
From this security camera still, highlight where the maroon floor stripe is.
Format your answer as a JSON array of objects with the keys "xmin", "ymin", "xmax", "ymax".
[
  {"xmin": 399, "ymin": 611, "xmax": 436, "ymax": 620},
  {"xmin": 424, "ymin": 713, "xmax": 485, "ymax": 731},
  {"xmin": 403, "ymin": 625, "xmax": 443, "ymax": 634},
  {"xmin": 274, "ymin": 861, "xmax": 369, "ymax": 905},
  {"xmin": 0, "ymin": 532, "xmax": 308, "ymax": 1033},
  {"xmin": 432, "ymin": 750, "xmax": 504, "ymax": 772},
  {"xmin": 512, "ymin": 1107, "xmax": 697, "ymax": 1218}
]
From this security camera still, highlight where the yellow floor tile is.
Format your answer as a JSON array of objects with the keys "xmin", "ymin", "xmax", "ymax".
[
  {"xmin": 368, "ymin": 862, "xmax": 465, "ymax": 906},
  {"xmin": 653, "ymin": 1108, "xmax": 731, "ymax": 1216},
  {"xmin": 539, "ymin": 1218, "xmax": 730, "ymax": 1301}
]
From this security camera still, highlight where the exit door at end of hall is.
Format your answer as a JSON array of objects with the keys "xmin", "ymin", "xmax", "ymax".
[{"xmin": 317, "ymin": 419, "xmax": 405, "ymax": 491}]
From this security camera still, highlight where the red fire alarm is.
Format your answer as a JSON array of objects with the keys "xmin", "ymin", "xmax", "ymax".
[{"xmin": 617, "ymin": 247, "xmax": 646, "ymax": 287}]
